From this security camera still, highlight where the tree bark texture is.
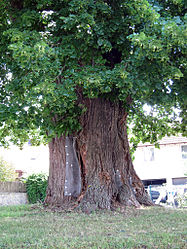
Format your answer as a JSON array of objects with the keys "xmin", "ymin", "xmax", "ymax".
[{"xmin": 45, "ymin": 98, "xmax": 153, "ymax": 210}]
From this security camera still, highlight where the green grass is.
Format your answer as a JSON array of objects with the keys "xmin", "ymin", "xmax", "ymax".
[{"xmin": 0, "ymin": 205, "xmax": 186, "ymax": 248}]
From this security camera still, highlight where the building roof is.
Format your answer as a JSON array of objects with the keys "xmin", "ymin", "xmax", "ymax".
[{"xmin": 137, "ymin": 135, "xmax": 187, "ymax": 147}]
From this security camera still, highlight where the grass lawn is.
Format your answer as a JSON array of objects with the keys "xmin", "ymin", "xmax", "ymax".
[{"xmin": 0, "ymin": 205, "xmax": 186, "ymax": 249}]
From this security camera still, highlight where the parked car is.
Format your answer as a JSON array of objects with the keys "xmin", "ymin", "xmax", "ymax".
[{"xmin": 146, "ymin": 186, "xmax": 167, "ymax": 203}]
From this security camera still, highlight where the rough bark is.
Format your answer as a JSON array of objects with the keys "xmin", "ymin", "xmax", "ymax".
[
  {"xmin": 45, "ymin": 98, "xmax": 153, "ymax": 210},
  {"xmin": 45, "ymin": 136, "xmax": 66, "ymax": 206}
]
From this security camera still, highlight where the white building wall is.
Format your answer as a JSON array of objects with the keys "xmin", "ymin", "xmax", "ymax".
[
  {"xmin": 0, "ymin": 144, "xmax": 49, "ymax": 176},
  {"xmin": 134, "ymin": 143, "xmax": 187, "ymax": 181}
]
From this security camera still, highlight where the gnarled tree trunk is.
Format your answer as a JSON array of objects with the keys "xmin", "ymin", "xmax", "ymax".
[{"xmin": 45, "ymin": 98, "xmax": 153, "ymax": 210}]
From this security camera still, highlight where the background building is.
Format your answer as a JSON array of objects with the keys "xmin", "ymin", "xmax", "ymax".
[
  {"xmin": 0, "ymin": 143, "xmax": 49, "ymax": 177},
  {"xmin": 134, "ymin": 136, "xmax": 187, "ymax": 187}
]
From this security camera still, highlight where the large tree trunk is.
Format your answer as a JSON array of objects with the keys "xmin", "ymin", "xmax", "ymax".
[{"xmin": 45, "ymin": 98, "xmax": 153, "ymax": 210}]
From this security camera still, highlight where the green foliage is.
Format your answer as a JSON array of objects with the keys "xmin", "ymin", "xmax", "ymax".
[
  {"xmin": 26, "ymin": 173, "xmax": 48, "ymax": 204},
  {"xmin": 0, "ymin": 156, "xmax": 17, "ymax": 181},
  {"xmin": 176, "ymin": 191, "xmax": 187, "ymax": 208},
  {"xmin": 0, "ymin": 0, "xmax": 186, "ymax": 146}
]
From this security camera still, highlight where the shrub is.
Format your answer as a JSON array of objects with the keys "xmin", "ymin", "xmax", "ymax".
[
  {"xmin": 26, "ymin": 173, "xmax": 48, "ymax": 204},
  {"xmin": 176, "ymin": 191, "xmax": 187, "ymax": 208},
  {"xmin": 0, "ymin": 156, "xmax": 17, "ymax": 182}
]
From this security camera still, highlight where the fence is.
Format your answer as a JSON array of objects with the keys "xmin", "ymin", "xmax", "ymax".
[{"xmin": 0, "ymin": 181, "xmax": 28, "ymax": 206}]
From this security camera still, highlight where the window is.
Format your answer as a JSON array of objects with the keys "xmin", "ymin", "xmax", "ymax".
[
  {"xmin": 144, "ymin": 147, "xmax": 154, "ymax": 161},
  {"xmin": 172, "ymin": 177, "xmax": 187, "ymax": 185},
  {"xmin": 181, "ymin": 145, "xmax": 187, "ymax": 159}
]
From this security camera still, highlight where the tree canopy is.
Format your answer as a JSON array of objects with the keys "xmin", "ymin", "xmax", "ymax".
[{"xmin": 0, "ymin": 0, "xmax": 186, "ymax": 147}]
